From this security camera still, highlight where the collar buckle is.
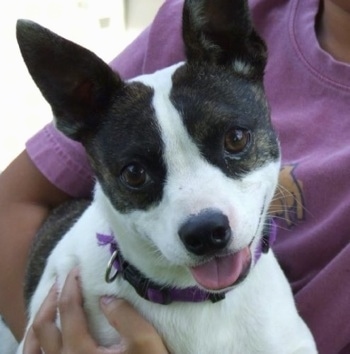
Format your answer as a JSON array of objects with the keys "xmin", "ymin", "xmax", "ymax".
[{"xmin": 209, "ymin": 293, "xmax": 226, "ymax": 303}]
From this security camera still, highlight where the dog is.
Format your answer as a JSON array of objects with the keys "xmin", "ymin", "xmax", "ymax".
[{"xmin": 11, "ymin": 0, "xmax": 317, "ymax": 353}]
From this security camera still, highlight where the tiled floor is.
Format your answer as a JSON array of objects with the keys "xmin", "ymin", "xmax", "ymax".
[{"xmin": 0, "ymin": 0, "xmax": 162, "ymax": 171}]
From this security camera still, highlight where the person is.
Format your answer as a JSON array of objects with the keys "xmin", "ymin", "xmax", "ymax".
[{"xmin": 0, "ymin": 0, "xmax": 349, "ymax": 353}]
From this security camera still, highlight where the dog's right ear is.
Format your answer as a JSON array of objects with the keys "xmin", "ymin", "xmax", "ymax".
[
  {"xmin": 16, "ymin": 20, "xmax": 123, "ymax": 141},
  {"xmin": 182, "ymin": 0, "xmax": 267, "ymax": 79}
]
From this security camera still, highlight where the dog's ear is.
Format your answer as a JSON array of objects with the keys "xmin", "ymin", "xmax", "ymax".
[
  {"xmin": 182, "ymin": 0, "xmax": 266, "ymax": 79},
  {"xmin": 16, "ymin": 20, "xmax": 123, "ymax": 141}
]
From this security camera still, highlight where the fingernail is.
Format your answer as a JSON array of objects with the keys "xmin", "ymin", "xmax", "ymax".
[
  {"xmin": 49, "ymin": 282, "xmax": 58, "ymax": 295},
  {"xmin": 70, "ymin": 266, "xmax": 80, "ymax": 279},
  {"xmin": 100, "ymin": 295, "xmax": 116, "ymax": 306}
]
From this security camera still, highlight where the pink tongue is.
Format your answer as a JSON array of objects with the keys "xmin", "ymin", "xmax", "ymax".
[{"xmin": 190, "ymin": 248, "xmax": 250, "ymax": 290}]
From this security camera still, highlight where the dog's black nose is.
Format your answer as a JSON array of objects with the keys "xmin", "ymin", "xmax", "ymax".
[{"xmin": 179, "ymin": 210, "xmax": 231, "ymax": 256}]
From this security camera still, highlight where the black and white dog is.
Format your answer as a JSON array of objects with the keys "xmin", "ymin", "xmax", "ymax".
[{"xmin": 12, "ymin": 0, "xmax": 317, "ymax": 353}]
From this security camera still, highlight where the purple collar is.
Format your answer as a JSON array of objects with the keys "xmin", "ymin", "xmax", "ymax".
[{"xmin": 97, "ymin": 219, "xmax": 276, "ymax": 305}]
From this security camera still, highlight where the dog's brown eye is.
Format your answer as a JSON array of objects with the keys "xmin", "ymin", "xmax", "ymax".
[
  {"xmin": 121, "ymin": 163, "xmax": 148, "ymax": 188},
  {"xmin": 224, "ymin": 128, "xmax": 251, "ymax": 154}
]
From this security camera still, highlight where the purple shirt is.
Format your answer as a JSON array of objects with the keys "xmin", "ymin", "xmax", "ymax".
[{"xmin": 26, "ymin": 0, "xmax": 350, "ymax": 352}]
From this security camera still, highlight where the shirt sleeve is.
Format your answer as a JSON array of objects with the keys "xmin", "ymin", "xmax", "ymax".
[{"xmin": 25, "ymin": 123, "xmax": 94, "ymax": 198}]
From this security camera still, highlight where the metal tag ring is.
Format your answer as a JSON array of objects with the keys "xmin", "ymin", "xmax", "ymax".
[{"xmin": 105, "ymin": 250, "xmax": 119, "ymax": 283}]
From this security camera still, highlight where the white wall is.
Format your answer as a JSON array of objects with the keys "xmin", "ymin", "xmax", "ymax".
[{"xmin": 0, "ymin": 0, "xmax": 163, "ymax": 171}]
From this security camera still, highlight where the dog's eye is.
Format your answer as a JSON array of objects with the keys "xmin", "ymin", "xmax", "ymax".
[
  {"xmin": 224, "ymin": 128, "xmax": 251, "ymax": 154},
  {"xmin": 120, "ymin": 163, "xmax": 149, "ymax": 188}
]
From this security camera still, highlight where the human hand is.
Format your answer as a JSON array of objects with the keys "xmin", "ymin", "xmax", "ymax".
[{"xmin": 23, "ymin": 268, "xmax": 169, "ymax": 354}]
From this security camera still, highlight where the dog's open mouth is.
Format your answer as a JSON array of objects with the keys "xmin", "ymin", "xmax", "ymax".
[{"xmin": 190, "ymin": 247, "xmax": 251, "ymax": 290}]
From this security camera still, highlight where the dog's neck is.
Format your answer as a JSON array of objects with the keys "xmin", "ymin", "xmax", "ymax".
[{"xmin": 97, "ymin": 220, "xmax": 276, "ymax": 305}]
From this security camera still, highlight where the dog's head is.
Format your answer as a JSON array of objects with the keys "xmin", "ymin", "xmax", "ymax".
[{"xmin": 17, "ymin": 0, "xmax": 280, "ymax": 293}]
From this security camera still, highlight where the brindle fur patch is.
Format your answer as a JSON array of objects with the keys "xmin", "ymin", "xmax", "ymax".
[
  {"xmin": 170, "ymin": 63, "xmax": 279, "ymax": 178},
  {"xmin": 85, "ymin": 82, "xmax": 167, "ymax": 214}
]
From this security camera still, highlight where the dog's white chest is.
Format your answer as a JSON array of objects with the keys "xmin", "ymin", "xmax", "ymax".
[{"xmin": 64, "ymin": 221, "xmax": 314, "ymax": 354}]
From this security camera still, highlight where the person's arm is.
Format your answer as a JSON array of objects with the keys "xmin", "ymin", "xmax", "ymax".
[{"xmin": 0, "ymin": 150, "xmax": 71, "ymax": 340}]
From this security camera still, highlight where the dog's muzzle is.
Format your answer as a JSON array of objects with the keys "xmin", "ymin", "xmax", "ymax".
[{"xmin": 96, "ymin": 219, "xmax": 276, "ymax": 304}]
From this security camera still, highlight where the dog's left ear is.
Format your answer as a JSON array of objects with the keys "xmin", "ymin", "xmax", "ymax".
[
  {"xmin": 16, "ymin": 20, "xmax": 123, "ymax": 141},
  {"xmin": 182, "ymin": 0, "xmax": 267, "ymax": 79}
]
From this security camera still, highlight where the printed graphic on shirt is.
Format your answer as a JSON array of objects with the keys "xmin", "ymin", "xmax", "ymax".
[{"xmin": 269, "ymin": 164, "xmax": 305, "ymax": 228}]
